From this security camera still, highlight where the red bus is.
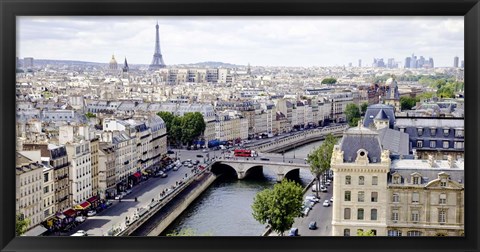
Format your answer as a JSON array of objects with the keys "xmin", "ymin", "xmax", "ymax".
[{"xmin": 234, "ymin": 149, "xmax": 252, "ymax": 157}]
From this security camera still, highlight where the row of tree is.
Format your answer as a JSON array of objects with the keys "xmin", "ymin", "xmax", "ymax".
[{"xmin": 157, "ymin": 112, "xmax": 206, "ymax": 147}]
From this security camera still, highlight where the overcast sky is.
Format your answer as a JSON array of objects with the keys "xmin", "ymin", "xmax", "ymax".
[{"xmin": 17, "ymin": 16, "xmax": 464, "ymax": 67}]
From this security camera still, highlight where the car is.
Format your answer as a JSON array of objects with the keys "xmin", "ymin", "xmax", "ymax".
[
  {"xmin": 87, "ymin": 210, "xmax": 97, "ymax": 216},
  {"xmin": 305, "ymin": 195, "xmax": 320, "ymax": 203},
  {"xmin": 304, "ymin": 200, "xmax": 314, "ymax": 209},
  {"xmin": 71, "ymin": 230, "xmax": 87, "ymax": 236},
  {"xmin": 323, "ymin": 200, "xmax": 330, "ymax": 207},
  {"xmin": 114, "ymin": 194, "xmax": 123, "ymax": 200},
  {"xmin": 303, "ymin": 206, "xmax": 310, "ymax": 216},
  {"xmin": 308, "ymin": 221, "xmax": 317, "ymax": 230},
  {"xmin": 330, "ymin": 197, "xmax": 333, "ymax": 202},
  {"xmin": 320, "ymin": 186, "xmax": 328, "ymax": 192},
  {"xmin": 173, "ymin": 166, "xmax": 179, "ymax": 171},
  {"xmin": 196, "ymin": 154, "xmax": 203, "ymax": 158},
  {"xmin": 325, "ymin": 181, "xmax": 331, "ymax": 186},
  {"xmin": 188, "ymin": 163, "xmax": 193, "ymax": 168},
  {"xmin": 125, "ymin": 189, "xmax": 132, "ymax": 195},
  {"xmin": 260, "ymin": 157, "xmax": 270, "ymax": 161},
  {"xmin": 167, "ymin": 150, "xmax": 175, "ymax": 154},
  {"xmin": 194, "ymin": 160, "xmax": 200, "ymax": 165},
  {"xmin": 105, "ymin": 200, "xmax": 113, "ymax": 207},
  {"xmin": 75, "ymin": 216, "xmax": 86, "ymax": 223},
  {"xmin": 288, "ymin": 228, "xmax": 299, "ymax": 236},
  {"xmin": 203, "ymin": 149, "xmax": 208, "ymax": 152}
]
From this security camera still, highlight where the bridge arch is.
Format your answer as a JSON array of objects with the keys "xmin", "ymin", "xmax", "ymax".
[
  {"xmin": 211, "ymin": 163, "xmax": 238, "ymax": 178},
  {"xmin": 284, "ymin": 168, "xmax": 300, "ymax": 181}
]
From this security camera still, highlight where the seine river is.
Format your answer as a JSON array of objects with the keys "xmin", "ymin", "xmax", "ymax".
[{"xmin": 161, "ymin": 140, "xmax": 324, "ymax": 236}]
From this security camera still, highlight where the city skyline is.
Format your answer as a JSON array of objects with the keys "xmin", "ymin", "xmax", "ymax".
[{"xmin": 18, "ymin": 16, "xmax": 464, "ymax": 67}]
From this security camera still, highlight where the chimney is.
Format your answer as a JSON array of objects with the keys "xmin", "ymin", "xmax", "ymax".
[
  {"xmin": 428, "ymin": 154, "xmax": 434, "ymax": 167},
  {"xmin": 447, "ymin": 155, "xmax": 454, "ymax": 168}
]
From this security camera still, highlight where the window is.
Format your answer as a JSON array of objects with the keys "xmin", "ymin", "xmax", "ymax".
[
  {"xmin": 454, "ymin": 141, "xmax": 464, "ymax": 149},
  {"xmin": 399, "ymin": 128, "xmax": 405, "ymax": 133},
  {"xmin": 392, "ymin": 193, "xmax": 400, "ymax": 203},
  {"xmin": 388, "ymin": 230, "xmax": 402, "ymax": 236},
  {"xmin": 371, "ymin": 192, "xmax": 378, "ymax": 202},
  {"xmin": 344, "ymin": 229, "xmax": 350, "ymax": 236},
  {"xmin": 345, "ymin": 176, "xmax": 351, "ymax": 185},
  {"xmin": 358, "ymin": 191, "xmax": 365, "ymax": 202},
  {"xmin": 359, "ymin": 176, "xmax": 364, "ymax": 185},
  {"xmin": 438, "ymin": 209, "xmax": 447, "ymax": 223},
  {"xmin": 43, "ymin": 186, "xmax": 49, "ymax": 193},
  {"xmin": 413, "ymin": 176, "xmax": 420, "ymax": 185},
  {"xmin": 443, "ymin": 128, "xmax": 449, "ymax": 136},
  {"xmin": 417, "ymin": 128, "xmax": 423, "ymax": 136},
  {"xmin": 443, "ymin": 141, "xmax": 449, "ymax": 149},
  {"xmin": 430, "ymin": 128, "xmax": 436, "ymax": 136},
  {"xmin": 440, "ymin": 180, "xmax": 447, "ymax": 187},
  {"xmin": 344, "ymin": 208, "xmax": 351, "ymax": 220},
  {"xmin": 44, "ymin": 173, "xmax": 49, "ymax": 183},
  {"xmin": 455, "ymin": 129, "xmax": 464, "ymax": 138},
  {"xmin": 439, "ymin": 194, "xmax": 447, "ymax": 204},
  {"xmin": 407, "ymin": 231, "xmax": 422, "ymax": 236},
  {"xmin": 345, "ymin": 191, "xmax": 351, "ymax": 201},
  {"xmin": 416, "ymin": 140, "xmax": 423, "ymax": 148},
  {"xmin": 393, "ymin": 176, "xmax": 401, "ymax": 184},
  {"xmin": 372, "ymin": 176, "xmax": 378, "ymax": 185},
  {"xmin": 371, "ymin": 209, "xmax": 378, "ymax": 220},
  {"xmin": 412, "ymin": 192, "xmax": 419, "ymax": 203},
  {"xmin": 392, "ymin": 210, "xmax": 399, "ymax": 221},
  {"xmin": 358, "ymin": 209, "xmax": 364, "ymax": 220},
  {"xmin": 430, "ymin": 140, "xmax": 436, "ymax": 148},
  {"xmin": 411, "ymin": 210, "xmax": 419, "ymax": 222}
]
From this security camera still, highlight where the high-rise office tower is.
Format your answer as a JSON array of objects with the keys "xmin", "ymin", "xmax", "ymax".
[
  {"xmin": 149, "ymin": 22, "xmax": 166, "ymax": 70},
  {"xmin": 358, "ymin": 59, "xmax": 362, "ymax": 67},
  {"xmin": 24, "ymin": 57, "xmax": 34, "ymax": 69},
  {"xmin": 461, "ymin": 60, "xmax": 464, "ymax": 68},
  {"xmin": 454, "ymin": 56, "xmax": 459, "ymax": 68},
  {"xmin": 429, "ymin": 58, "xmax": 434, "ymax": 68},
  {"xmin": 387, "ymin": 58, "xmax": 395, "ymax": 68},
  {"xmin": 405, "ymin": 57, "xmax": 411, "ymax": 68}
]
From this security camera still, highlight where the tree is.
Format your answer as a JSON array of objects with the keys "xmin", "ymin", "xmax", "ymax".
[
  {"xmin": 170, "ymin": 116, "xmax": 184, "ymax": 146},
  {"xmin": 181, "ymin": 112, "xmax": 206, "ymax": 145},
  {"xmin": 357, "ymin": 229, "xmax": 376, "ymax": 236},
  {"xmin": 251, "ymin": 180, "xmax": 304, "ymax": 236},
  {"xmin": 321, "ymin": 77, "xmax": 337, "ymax": 84},
  {"xmin": 416, "ymin": 92, "xmax": 435, "ymax": 101},
  {"xmin": 157, "ymin": 111, "xmax": 175, "ymax": 133},
  {"xmin": 344, "ymin": 103, "xmax": 361, "ymax": 127},
  {"xmin": 360, "ymin": 102, "xmax": 368, "ymax": 116},
  {"xmin": 85, "ymin": 112, "xmax": 96, "ymax": 118},
  {"xmin": 16, "ymin": 213, "xmax": 30, "ymax": 236},
  {"xmin": 307, "ymin": 134, "xmax": 338, "ymax": 198},
  {"xmin": 400, "ymin": 96, "xmax": 419, "ymax": 110}
]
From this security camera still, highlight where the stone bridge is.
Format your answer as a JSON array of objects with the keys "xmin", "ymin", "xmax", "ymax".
[{"xmin": 211, "ymin": 158, "xmax": 310, "ymax": 182}]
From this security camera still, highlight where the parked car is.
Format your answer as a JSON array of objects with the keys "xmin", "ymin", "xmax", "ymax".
[
  {"xmin": 323, "ymin": 200, "xmax": 330, "ymax": 207},
  {"xmin": 202, "ymin": 149, "xmax": 208, "ymax": 152},
  {"xmin": 75, "ymin": 216, "xmax": 86, "ymax": 223},
  {"xmin": 308, "ymin": 221, "xmax": 317, "ymax": 230},
  {"xmin": 288, "ymin": 228, "xmax": 299, "ymax": 236},
  {"xmin": 188, "ymin": 163, "xmax": 193, "ymax": 168},
  {"xmin": 330, "ymin": 197, "xmax": 334, "ymax": 202},
  {"xmin": 320, "ymin": 186, "xmax": 328, "ymax": 192},
  {"xmin": 325, "ymin": 181, "xmax": 331, "ymax": 186},
  {"xmin": 194, "ymin": 160, "xmax": 200, "ymax": 165},
  {"xmin": 260, "ymin": 157, "xmax": 270, "ymax": 161},
  {"xmin": 114, "ymin": 194, "xmax": 123, "ymax": 200},
  {"xmin": 87, "ymin": 210, "xmax": 97, "ymax": 216},
  {"xmin": 303, "ymin": 206, "xmax": 310, "ymax": 216},
  {"xmin": 196, "ymin": 154, "xmax": 203, "ymax": 158},
  {"xmin": 304, "ymin": 200, "xmax": 314, "ymax": 209},
  {"xmin": 305, "ymin": 195, "xmax": 320, "ymax": 203},
  {"xmin": 167, "ymin": 150, "xmax": 175, "ymax": 154},
  {"xmin": 173, "ymin": 165, "xmax": 180, "ymax": 171}
]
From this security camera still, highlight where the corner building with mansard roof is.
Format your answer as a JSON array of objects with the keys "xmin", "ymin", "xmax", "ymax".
[{"xmin": 331, "ymin": 123, "xmax": 464, "ymax": 236}]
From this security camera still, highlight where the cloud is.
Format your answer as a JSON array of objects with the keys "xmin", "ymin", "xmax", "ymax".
[{"xmin": 17, "ymin": 16, "xmax": 464, "ymax": 67}]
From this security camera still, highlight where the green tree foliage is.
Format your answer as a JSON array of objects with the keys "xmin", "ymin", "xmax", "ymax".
[
  {"xmin": 360, "ymin": 102, "xmax": 368, "ymax": 116},
  {"xmin": 251, "ymin": 180, "xmax": 304, "ymax": 236},
  {"xmin": 400, "ymin": 96, "xmax": 419, "ymax": 110},
  {"xmin": 16, "ymin": 214, "xmax": 30, "ymax": 236},
  {"xmin": 157, "ymin": 112, "xmax": 206, "ymax": 146},
  {"xmin": 357, "ymin": 229, "xmax": 376, "ymax": 236},
  {"xmin": 85, "ymin": 112, "xmax": 96, "ymax": 118},
  {"xmin": 416, "ymin": 92, "xmax": 436, "ymax": 101},
  {"xmin": 307, "ymin": 134, "xmax": 338, "ymax": 198},
  {"xmin": 345, "ymin": 103, "xmax": 361, "ymax": 127},
  {"xmin": 321, "ymin": 77, "xmax": 337, "ymax": 84}
]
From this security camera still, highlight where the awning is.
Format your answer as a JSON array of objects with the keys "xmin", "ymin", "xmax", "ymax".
[
  {"xmin": 63, "ymin": 208, "xmax": 76, "ymax": 217},
  {"xmin": 73, "ymin": 201, "xmax": 91, "ymax": 210},
  {"xmin": 22, "ymin": 225, "xmax": 48, "ymax": 236},
  {"xmin": 133, "ymin": 172, "xmax": 141, "ymax": 178},
  {"xmin": 87, "ymin": 195, "xmax": 99, "ymax": 204},
  {"xmin": 142, "ymin": 171, "xmax": 149, "ymax": 176},
  {"xmin": 55, "ymin": 213, "xmax": 66, "ymax": 219}
]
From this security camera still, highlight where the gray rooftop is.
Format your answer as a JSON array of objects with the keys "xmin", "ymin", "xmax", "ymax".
[{"xmin": 339, "ymin": 126, "xmax": 382, "ymax": 163}]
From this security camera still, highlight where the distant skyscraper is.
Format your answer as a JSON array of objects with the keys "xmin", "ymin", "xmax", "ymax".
[
  {"xmin": 387, "ymin": 58, "xmax": 395, "ymax": 68},
  {"xmin": 454, "ymin": 56, "xmax": 459, "ymax": 68},
  {"xmin": 418, "ymin": 56, "xmax": 425, "ymax": 68},
  {"xmin": 429, "ymin": 58, "xmax": 434, "ymax": 68},
  {"xmin": 358, "ymin": 59, "xmax": 362, "ymax": 67},
  {"xmin": 405, "ymin": 57, "xmax": 411, "ymax": 68},
  {"xmin": 149, "ymin": 22, "xmax": 166, "ymax": 70},
  {"xmin": 411, "ymin": 54, "xmax": 417, "ymax": 68},
  {"xmin": 24, "ymin": 57, "xmax": 34, "ymax": 69},
  {"xmin": 461, "ymin": 60, "xmax": 464, "ymax": 68}
]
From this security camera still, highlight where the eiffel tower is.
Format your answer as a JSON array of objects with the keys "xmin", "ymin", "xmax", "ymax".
[{"xmin": 149, "ymin": 22, "xmax": 166, "ymax": 70}]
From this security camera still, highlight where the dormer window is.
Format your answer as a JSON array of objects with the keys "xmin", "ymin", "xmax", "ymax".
[
  {"xmin": 443, "ymin": 128, "xmax": 450, "ymax": 136},
  {"xmin": 440, "ymin": 179, "xmax": 447, "ymax": 187},
  {"xmin": 455, "ymin": 129, "xmax": 464, "ymax": 138},
  {"xmin": 417, "ymin": 128, "xmax": 423, "ymax": 136},
  {"xmin": 392, "ymin": 175, "xmax": 401, "ymax": 184},
  {"xmin": 413, "ymin": 176, "xmax": 420, "ymax": 185},
  {"xmin": 430, "ymin": 128, "xmax": 436, "ymax": 136}
]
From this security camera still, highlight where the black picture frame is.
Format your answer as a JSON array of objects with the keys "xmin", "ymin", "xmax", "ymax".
[{"xmin": 1, "ymin": 0, "xmax": 479, "ymax": 252}]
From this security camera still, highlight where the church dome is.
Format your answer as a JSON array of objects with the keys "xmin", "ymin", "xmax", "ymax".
[{"xmin": 109, "ymin": 55, "xmax": 118, "ymax": 70}]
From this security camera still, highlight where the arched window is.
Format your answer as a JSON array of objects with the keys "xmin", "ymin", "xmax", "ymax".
[{"xmin": 359, "ymin": 176, "xmax": 365, "ymax": 185}]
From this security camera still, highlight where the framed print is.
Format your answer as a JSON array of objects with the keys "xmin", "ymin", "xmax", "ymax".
[{"xmin": 1, "ymin": 0, "xmax": 479, "ymax": 252}]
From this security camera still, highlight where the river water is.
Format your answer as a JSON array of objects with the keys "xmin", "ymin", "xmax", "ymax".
[{"xmin": 161, "ymin": 140, "xmax": 324, "ymax": 236}]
